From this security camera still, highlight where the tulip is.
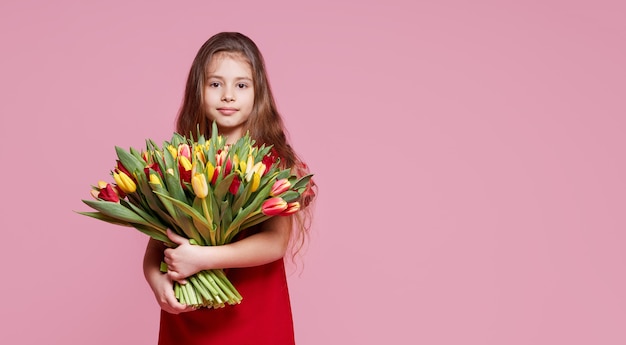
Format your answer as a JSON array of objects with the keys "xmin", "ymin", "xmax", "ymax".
[
  {"xmin": 98, "ymin": 183, "xmax": 120, "ymax": 202},
  {"xmin": 191, "ymin": 173, "xmax": 209, "ymax": 198},
  {"xmin": 224, "ymin": 157, "xmax": 233, "ymax": 175},
  {"xmin": 144, "ymin": 163, "xmax": 162, "ymax": 179},
  {"xmin": 281, "ymin": 202, "xmax": 300, "ymax": 215},
  {"xmin": 262, "ymin": 197, "xmax": 288, "ymax": 216},
  {"xmin": 229, "ymin": 175, "xmax": 241, "ymax": 195},
  {"xmin": 113, "ymin": 170, "xmax": 137, "ymax": 193},
  {"xmin": 243, "ymin": 155, "xmax": 254, "ymax": 180},
  {"xmin": 245, "ymin": 161, "xmax": 266, "ymax": 182},
  {"xmin": 216, "ymin": 149, "xmax": 227, "ymax": 166},
  {"xmin": 167, "ymin": 145, "xmax": 178, "ymax": 159},
  {"xmin": 149, "ymin": 173, "xmax": 162, "ymax": 186},
  {"xmin": 211, "ymin": 166, "xmax": 221, "ymax": 185},
  {"xmin": 254, "ymin": 161, "xmax": 267, "ymax": 177},
  {"xmin": 90, "ymin": 189, "xmax": 100, "ymax": 199},
  {"xmin": 270, "ymin": 178, "xmax": 291, "ymax": 197},
  {"xmin": 116, "ymin": 160, "xmax": 133, "ymax": 180},
  {"xmin": 262, "ymin": 150, "xmax": 278, "ymax": 168},
  {"xmin": 178, "ymin": 156, "xmax": 192, "ymax": 183},
  {"xmin": 250, "ymin": 172, "xmax": 260, "ymax": 192},
  {"xmin": 206, "ymin": 162, "xmax": 216, "ymax": 185},
  {"xmin": 195, "ymin": 146, "xmax": 206, "ymax": 164},
  {"xmin": 178, "ymin": 144, "xmax": 191, "ymax": 160},
  {"xmin": 141, "ymin": 151, "xmax": 151, "ymax": 163}
]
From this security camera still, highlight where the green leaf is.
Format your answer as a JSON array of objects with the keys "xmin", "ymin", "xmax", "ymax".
[
  {"xmin": 275, "ymin": 168, "xmax": 292, "ymax": 180},
  {"xmin": 224, "ymin": 181, "xmax": 273, "ymax": 240},
  {"xmin": 231, "ymin": 177, "xmax": 252, "ymax": 214},
  {"xmin": 75, "ymin": 211, "xmax": 133, "ymax": 227},
  {"xmin": 281, "ymin": 190, "xmax": 300, "ymax": 203},
  {"xmin": 116, "ymin": 146, "xmax": 145, "ymax": 175},
  {"xmin": 292, "ymin": 174, "xmax": 314, "ymax": 190},
  {"xmin": 214, "ymin": 174, "xmax": 235, "ymax": 201},
  {"xmin": 163, "ymin": 169, "xmax": 189, "ymax": 204},
  {"xmin": 154, "ymin": 192, "xmax": 213, "ymax": 239},
  {"xmin": 82, "ymin": 199, "xmax": 155, "ymax": 227},
  {"xmin": 120, "ymin": 199, "xmax": 168, "ymax": 230}
]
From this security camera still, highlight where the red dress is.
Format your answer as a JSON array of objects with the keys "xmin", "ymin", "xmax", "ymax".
[{"xmin": 157, "ymin": 232, "xmax": 296, "ymax": 344}]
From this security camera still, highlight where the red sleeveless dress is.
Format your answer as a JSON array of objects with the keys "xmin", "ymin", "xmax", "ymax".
[{"xmin": 157, "ymin": 230, "xmax": 295, "ymax": 344}]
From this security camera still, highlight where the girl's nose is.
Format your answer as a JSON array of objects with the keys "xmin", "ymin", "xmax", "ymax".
[{"xmin": 221, "ymin": 89, "xmax": 235, "ymax": 102}]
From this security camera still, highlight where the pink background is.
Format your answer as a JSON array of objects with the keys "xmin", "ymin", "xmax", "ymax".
[{"xmin": 1, "ymin": 0, "xmax": 625, "ymax": 344}]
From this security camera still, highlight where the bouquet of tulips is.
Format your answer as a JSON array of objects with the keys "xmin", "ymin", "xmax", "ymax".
[{"xmin": 78, "ymin": 123, "xmax": 312, "ymax": 308}]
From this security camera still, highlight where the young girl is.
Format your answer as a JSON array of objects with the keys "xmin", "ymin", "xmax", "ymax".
[{"xmin": 143, "ymin": 32, "xmax": 315, "ymax": 344}]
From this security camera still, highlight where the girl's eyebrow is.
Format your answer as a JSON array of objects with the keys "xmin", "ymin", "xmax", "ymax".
[{"xmin": 206, "ymin": 74, "xmax": 252, "ymax": 82}]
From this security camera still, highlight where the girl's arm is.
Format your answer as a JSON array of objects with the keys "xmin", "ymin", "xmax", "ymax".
[
  {"xmin": 143, "ymin": 238, "xmax": 195, "ymax": 314},
  {"xmin": 163, "ymin": 215, "xmax": 292, "ymax": 282}
]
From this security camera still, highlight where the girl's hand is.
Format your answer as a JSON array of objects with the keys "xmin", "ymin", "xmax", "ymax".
[
  {"xmin": 163, "ymin": 229, "xmax": 207, "ymax": 282},
  {"xmin": 148, "ymin": 271, "xmax": 196, "ymax": 314}
]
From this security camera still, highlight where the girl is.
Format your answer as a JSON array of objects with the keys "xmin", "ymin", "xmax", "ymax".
[{"xmin": 143, "ymin": 32, "xmax": 316, "ymax": 344}]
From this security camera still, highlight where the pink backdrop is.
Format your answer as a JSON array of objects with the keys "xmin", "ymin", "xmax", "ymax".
[{"xmin": 1, "ymin": 1, "xmax": 625, "ymax": 344}]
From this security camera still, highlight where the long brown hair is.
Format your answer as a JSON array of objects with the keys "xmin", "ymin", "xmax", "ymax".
[{"xmin": 176, "ymin": 32, "xmax": 316, "ymax": 257}]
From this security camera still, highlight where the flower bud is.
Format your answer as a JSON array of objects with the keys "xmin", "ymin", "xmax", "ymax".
[
  {"xmin": 167, "ymin": 145, "xmax": 178, "ymax": 159},
  {"xmin": 270, "ymin": 179, "xmax": 291, "ymax": 197},
  {"xmin": 178, "ymin": 144, "xmax": 191, "ymax": 160},
  {"xmin": 178, "ymin": 156, "xmax": 192, "ymax": 183},
  {"xmin": 97, "ymin": 183, "xmax": 120, "ymax": 202},
  {"xmin": 229, "ymin": 175, "xmax": 241, "ymax": 195},
  {"xmin": 281, "ymin": 202, "xmax": 300, "ymax": 215},
  {"xmin": 149, "ymin": 173, "xmax": 162, "ymax": 186},
  {"xmin": 262, "ymin": 197, "xmax": 288, "ymax": 216},
  {"xmin": 113, "ymin": 170, "xmax": 137, "ymax": 193},
  {"xmin": 251, "ymin": 172, "xmax": 261, "ymax": 192},
  {"xmin": 191, "ymin": 173, "xmax": 209, "ymax": 199}
]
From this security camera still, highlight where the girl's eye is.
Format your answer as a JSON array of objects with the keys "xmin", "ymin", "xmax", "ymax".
[
  {"xmin": 209, "ymin": 82, "xmax": 220, "ymax": 87},
  {"xmin": 237, "ymin": 83, "xmax": 248, "ymax": 88}
]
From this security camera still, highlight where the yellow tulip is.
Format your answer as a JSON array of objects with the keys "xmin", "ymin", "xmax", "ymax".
[
  {"xmin": 179, "ymin": 156, "xmax": 192, "ymax": 170},
  {"xmin": 149, "ymin": 173, "xmax": 161, "ymax": 186},
  {"xmin": 113, "ymin": 170, "xmax": 137, "ymax": 193},
  {"xmin": 251, "ymin": 172, "xmax": 261, "ymax": 192},
  {"xmin": 195, "ymin": 146, "xmax": 206, "ymax": 164},
  {"xmin": 206, "ymin": 162, "xmax": 215, "ymax": 184},
  {"xmin": 233, "ymin": 154, "xmax": 240, "ymax": 172},
  {"xmin": 191, "ymin": 173, "xmax": 209, "ymax": 198},
  {"xmin": 167, "ymin": 145, "xmax": 178, "ymax": 159}
]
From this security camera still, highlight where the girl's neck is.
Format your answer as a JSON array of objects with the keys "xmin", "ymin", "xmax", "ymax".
[{"xmin": 217, "ymin": 127, "xmax": 243, "ymax": 145}]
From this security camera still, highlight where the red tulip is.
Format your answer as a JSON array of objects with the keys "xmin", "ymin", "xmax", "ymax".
[
  {"xmin": 224, "ymin": 157, "xmax": 233, "ymax": 175},
  {"xmin": 211, "ymin": 166, "xmax": 221, "ymax": 185},
  {"xmin": 262, "ymin": 149, "xmax": 278, "ymax": 169},
  {"xmin": 270, "ymin": 179, "xmax": 291, "ymax": 197},
  {"xmin": 281, "ymin": 202, "xmax": 300, "ymax": 215},
  {"xmin": 261, "ymin": 197, "xmax": 288, "ymax": 216},
  {"xmin": 229, "ymin": 175, "xmax": 241, "ymax": 195},
  {"xmin": 98, "ymin": 183, "xmax": 120, "ymax": 202},
  {"xmin": 178, "ymin": 156, "xmax": 192, "ymax": 183},
  {"xmin": 144, "ymin": 163, "xmax": 162, "ymax": 179}
]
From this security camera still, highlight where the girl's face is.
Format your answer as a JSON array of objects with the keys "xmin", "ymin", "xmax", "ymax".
[{"xmin": 203, "ymin": 53, "xmax": 255, "ymax": 143}]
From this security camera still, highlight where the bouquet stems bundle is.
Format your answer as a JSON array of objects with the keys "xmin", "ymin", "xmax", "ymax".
[{"xmin": 78, "ymin": 123, "xmax": 312, "ymax": 308}]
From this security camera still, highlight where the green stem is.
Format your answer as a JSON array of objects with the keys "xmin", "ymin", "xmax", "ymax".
[
  {"xmin": 208, "ymin": 270, "xmax": 237, "ymax": 304},
  {"xmin": 214, "ymin": 269, "xmax": 243, "ymax": 301},
  {"xmin": 201, "ymin": 198, "xmax": 216, "ymax": 246},
  {"xmin": 189, "ymin": 275, "xmax": 212, "ymax": 304}
]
